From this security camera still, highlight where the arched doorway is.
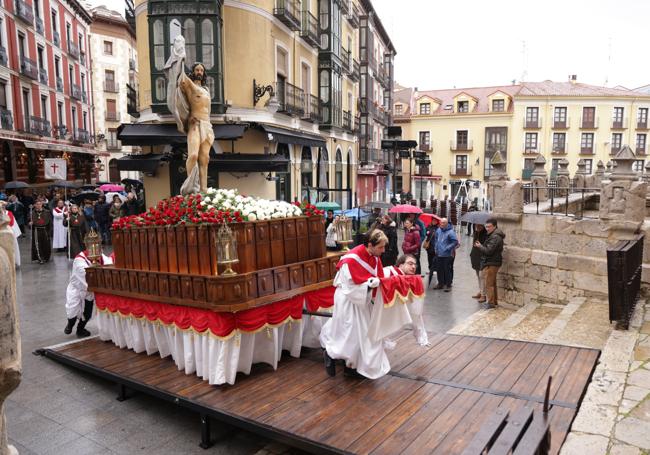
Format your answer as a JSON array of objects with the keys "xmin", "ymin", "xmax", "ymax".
[
  {"xmin": 275, "ymin": 143, "xmax": 291, "ymax": 202},
  {"xmin": 335, "ymin": 149, "xmax": 343, "ymax": 207},
  {"xmin": 109, "ymin": 158, "xmax": 120, "ymax": 182},
  {"xmin": 317, "ymin": 147, "xmax": 329, "ymax": 201},
  {"xmin": 300, "ymin": 146, "xmax": 313, "ymax": 202}
]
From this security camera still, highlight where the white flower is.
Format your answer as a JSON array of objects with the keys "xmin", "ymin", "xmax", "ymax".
[
  {"xmin": 203, "ymin": 197, "xmax": 211, "ymax": 204},
  {"xmin": 248, "ymin": 213, "xmax": 257, "ymax": 221}
]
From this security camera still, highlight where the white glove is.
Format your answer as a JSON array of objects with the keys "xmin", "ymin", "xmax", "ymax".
[{"xmin": 367, "ymin": 277, "xmax": 380, "ymax": 288}]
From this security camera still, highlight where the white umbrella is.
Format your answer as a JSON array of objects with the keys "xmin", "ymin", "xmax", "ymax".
[{"xmin": 105, "ymin": 192, "xmax": 126, "ymax": 202}]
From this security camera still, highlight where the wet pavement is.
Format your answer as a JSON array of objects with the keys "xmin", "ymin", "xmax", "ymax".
[{"xmin": 7, "ymin": 227, "xmax": 481, "ymax": 454}]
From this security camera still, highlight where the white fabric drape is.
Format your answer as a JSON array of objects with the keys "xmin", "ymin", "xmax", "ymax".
[{"xmin": 52, "ymin": 208, "xmax": 67, "ymax": 249}]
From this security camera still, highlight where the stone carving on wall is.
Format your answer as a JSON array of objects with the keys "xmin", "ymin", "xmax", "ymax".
[
  {"xmin": 530, "ymin": 154, "xmax": 548, "ymax": 202},
  {"xmin": 486, "ymin": 152, "xmax": 523, "ymax": 216},
  {"xmin": 0, "ymin": 202, "xmax": 21, "ymax": 455},
  {"xmin": 573, "ymin": 159, "xmax": 588, "ymax": 189},
  {"xmin": 599, "ymin": 146, "xmax": 647, "ymax": 224},
  {"xmin": 555, "ymin": 158, "xmax": 570, "ymax": 196}
]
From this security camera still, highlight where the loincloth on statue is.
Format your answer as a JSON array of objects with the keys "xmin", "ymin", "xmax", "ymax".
[{"xmin": 189, "ymin": 118, "xmax": 215, "ymax": 145}]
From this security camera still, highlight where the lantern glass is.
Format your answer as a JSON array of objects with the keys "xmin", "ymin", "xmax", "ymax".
[
  {"xmin": 84, "ymin": 228, "xmax": 102, "ymax": 264},
  {"xmin": 335, "ymin": 216, "xmax": 353, "ymax": 251},
  {"xmin": 216, "ymin": 223, "xmax": 239, "ymax": 275}
]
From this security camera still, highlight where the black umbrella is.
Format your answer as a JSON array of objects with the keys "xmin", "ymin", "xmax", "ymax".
[
  {"xmin": 71, "ymin": 191, "xmax": 100, "ymax": 204},
  {"xmin": 121, "ymin": 178, "xmax": 143, "ymax": 187},
  {"xmin": 4, "ymin": 181, "xmax": 29, "ymax": 190},
  {"xmin": 460, "ymin": 211, "xmax": 492, "ymax": 225},
  {"xmin": 51, "ymin": 180, "xmax": 81, "ymax": 189},
  {"xmin": 79, "ymin": 184, "xmax": 98, "ymax": 191}
]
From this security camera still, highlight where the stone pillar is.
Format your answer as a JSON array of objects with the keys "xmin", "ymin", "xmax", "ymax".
[
  {"xmin": 530, "ymin": 154, "xmax": 548, "ymax": 202},
  {"xmin": 605, "ymin": 160, "xmax": 613, "ymax": 180},
  {"xmin": 593, "ymin": 160, "xmax": 605, "ymax": 187},
  {"xmin": 487, "ymin": 151, "xmax": 523, "ymax": 217},
  {"xmin": 574, "ymin": 159, "xmax": 588, "ymax": 189},
  {"xmin": 555, "ymin": 158, "xmax": 571, "ymax": 195},
  {"xmin": 599, "ymin": 146, "xmax": 647, "ymax": 233},
  {"xmin": 0, "ymin": 202, "xmax": 21, "ymax": 455}
]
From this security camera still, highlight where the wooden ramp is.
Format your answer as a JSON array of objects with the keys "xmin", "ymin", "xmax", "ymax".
[{"xmin": 37, "ymin": 332, "xmax": 599, "ymax": 454}]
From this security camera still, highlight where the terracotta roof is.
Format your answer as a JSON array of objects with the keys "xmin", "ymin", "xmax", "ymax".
[
  {"xmin": 414, "ymin": 84, "xmax": 520, "ymax": 115},
  {"xmin": 517, "ymin": 81, "xmax": 650, "ymax": 97},
  {"xmin": 393, "ymin": 87, "xmax": 413, "ymax": 116}
]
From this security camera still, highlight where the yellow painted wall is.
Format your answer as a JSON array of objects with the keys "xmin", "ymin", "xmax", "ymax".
[{"xmin": 143, "ymin": 162, "xmax": 171, "ymax": 206}]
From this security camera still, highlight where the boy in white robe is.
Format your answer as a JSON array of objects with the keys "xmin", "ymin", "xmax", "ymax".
[
  {"xmin": 5, "ymin": 209, "xmax": 21, "ymax": 267},
  {"xmin": 65, "ymin": 250, "xmax": 113, "ymax": 337},
  {"xmin": 320, "ymin": 230, "xmax": 389, "ymax": 379},
  {"xmin": 52, "ymin": 200, "xmax": 67, "ymax": 251}
]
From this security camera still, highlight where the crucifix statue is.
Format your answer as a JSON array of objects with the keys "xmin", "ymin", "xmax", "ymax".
[{"xmin": 164, "ymin": 35, "xmax": 214, "ymax": 195}]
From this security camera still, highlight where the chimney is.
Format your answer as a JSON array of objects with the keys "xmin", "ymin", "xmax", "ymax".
[{"xmin": 569, "ymin": 75, "xmax": 577, "ymax": 84}]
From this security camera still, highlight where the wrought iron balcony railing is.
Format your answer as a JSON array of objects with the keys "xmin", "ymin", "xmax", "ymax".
[
  {"xmin": 637, "ymin": 120, "xmax": 648, "ymax": 130},
  {"xmin": 300, "ymin": 10, "xmax": 319, "ymax": 48},
  {"xmin": 54, "ymin": 124, "xmax": 68, "ymax": 139},
  {"xmin": 343, "ymin": 110, "xmax": 352, "ymax": 132},
  {"xmin": 274, "ymin": 0, "xmax": 301, "ymax": 31},
  {"xmin": 29, "ymin": 116, "xmax": 51, "ymax": 136},
  {"xmin": 580, "ymin": 146, "xmax": 595, "ymax": 155},
  {"xmin": 552, "ymin": 118, "xmax": 569, "ymax": 129},
  {"xmin": 68, "ymin": 40, "xmax": 80, "ymax": 60},
  {"xmin": 342, "ymin": 48, "xmax": 351, "ymax": 73},
  {"xmin": 0, "ymin": 47, "xmax": 7, "ymax": 67},
  {"xmin": 450, "ymin": 139, "xmax": 474, "ymax": 151},
  {"xmin": 127, "ymin": 83, "xmax": 139, "ymax": 117},
  {"xmin": 105, "ymin": 112, "xmax": 120, "ymax": 122},
  {"xmin": 106, "ymin": 139, "xmax": 121, "ymax": 150},
  {"xmin": 20, "ymin": 56, "xmax": 38, "ymax": 80},
  {"xmin": 15, "ymin": 0, "xmax": 34, "ymax": 24},
  {"xmin": 38, "ymin": 68, "xmax": 48, "ymax": 85},
  {"xmin": 580, "ymin": 116, "xmax": 599, "ymax": 129},
  {"xmin": 80, "ymin": 52, "xmax": 86, "ymax": 66},
  {"xmin": 71, "ymin": 84, "xmax": 83, "ymax": 100},
  {"xmin": 35, "ymin": 17, "xmax": 44, "ymax": 35},
  {"xmin": 301, "ymin": 94, "xmax": 321, "ymax": 123},
  {"xmin": 53, "ymin": 31, "xmax": 60, "ymax": 47},
  {"xmin": 129, "ymin": 59, "xmax": 136, "ymax": 71},
  {"xmin": 82, "ymin": 91, "xmax": 87, "ymax": 104},
  {"xmin": 56, "ymin": 76, "xmax": 64, "ymax": 92},
  {"xmin": 450, "ymin": 166, "xmax": 472, "ymax": 177},
  {"xmin": 524, "ymin": 118, "xmax": 542, "ymax": 129},
  {"xmin": 350, "ymin": 59, "xmax": 360, "ymax": 82},
  {"xmin": 104, "ymin": 80, "xmax": 119, "ymax": 93},
  {"xmin": 552, "ymin": 144, "xmax": 567, "ymax": 154},
  {"xmin": 276, "ymin": 81, "xmax": 305, "ymax": 117},
  {"xmin": 74, "ymin": 128, "xmax": 90, "ymax": 143},
  {"xmin": 0, "ymin": 109, "xmax": 13, "ymax": 130},
  {"xmin": 346, "ymin": 3, "xmax": 360, "ymax": 27},
  {"xmin": 612, "ymin": 118, "xmax": 628, "ymax": 129}
]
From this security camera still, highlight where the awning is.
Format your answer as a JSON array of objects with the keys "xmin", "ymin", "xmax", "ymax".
[
  {"xmin": 23, "ymin": 140, "xmax": 107, "ymax": 156},
  {"xmin": 259, "ymin": 124, "xmax": 326, "ymax": 148},
  {"xmin": 117, "ymin": 123, "xmax": 246, "ymax": 145},
  {"xmin": 211, "ymin": 153, "xmax": 289, "ymax": 173},
  {"xmin": 115, "ymin": 154, "xmax": 167, "ymax": 174}
]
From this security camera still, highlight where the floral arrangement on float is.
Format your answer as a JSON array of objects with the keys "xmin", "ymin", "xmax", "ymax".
[{"xmin": 111, "ymin": 188, "xmax": 324, "ymax": 230}]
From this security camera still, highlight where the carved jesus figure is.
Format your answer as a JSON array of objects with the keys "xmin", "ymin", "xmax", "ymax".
[{"xmin": 164, "ymin": 35, "xmax": 214, "ymax": 194}]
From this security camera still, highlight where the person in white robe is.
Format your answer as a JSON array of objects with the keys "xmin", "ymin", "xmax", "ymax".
[
  {"xmin": 52, "ymin": 200, "xmax": 67, "ymax": 251},
  {"xmin": 320, "ymin": 230, "xmax": 390, "ymax": 379},
  {"xmin": 6, "ymin": 209, "xmax": 21, "ymax": 267},
  {"xmin": 65, "ymin": 250, "xmax": 113, "ymax": 337}
]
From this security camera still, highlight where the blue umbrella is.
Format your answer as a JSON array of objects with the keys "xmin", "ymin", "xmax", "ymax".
[{"xmin": 334, "ymin": 208, "xmax": 369, "ymax": 218}]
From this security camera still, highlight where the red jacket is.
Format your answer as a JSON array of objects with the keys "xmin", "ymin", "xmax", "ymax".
[{"xmin": 402, "ymin": 227, "xmax": 421, "ymax": 254}]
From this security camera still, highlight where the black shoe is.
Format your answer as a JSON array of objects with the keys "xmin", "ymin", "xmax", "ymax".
[
  {"xmin": 323, "ymin": 350, "xmax": 335, "ymax": 377},
  {"xmin": 443, "ymin": 286, "xmax": 451, "ymax": 292},
  {"xmin": 343, "ymin": 367, "xmax": 365, "ymax": 379},
  {"xmin": 76, "ymin": 319, "xmax": 91, "ymax": 338},
  {"xmin": 433, "ymin": 285, "xmax": 443, "ymax": 290},
  {"xmin": 64, "ymin": 318, "xmax": 77, "ymax": 335}
]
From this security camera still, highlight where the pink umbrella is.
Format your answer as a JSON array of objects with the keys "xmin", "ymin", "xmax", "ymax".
[
  {"xmin": 420, "ymin": 213, "xmax": 442, "ymax": 226},
  {"xmin": 99, "ymin": 184, "xmax": 124, "ymax": 192},
  {"xmin": 389, "ymin": 204, "xmax": 423, "ymax": 214}
]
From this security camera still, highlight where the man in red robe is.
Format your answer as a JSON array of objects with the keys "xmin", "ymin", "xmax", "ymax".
[{"xmin": 320, "ymin": 230, "xmax": 389, "ymax": 379}]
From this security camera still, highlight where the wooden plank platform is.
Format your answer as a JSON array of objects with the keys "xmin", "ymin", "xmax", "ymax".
[{"xmin": 37, "ymin": 332, "xmax": 599, "ymax": 454}]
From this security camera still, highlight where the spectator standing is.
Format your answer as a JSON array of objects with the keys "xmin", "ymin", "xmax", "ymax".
[
  {"xmin": 94, "ymin": 195, "xmax": 111, "ymax": 244},
  {"xmin": 466, "ymin": 200, "xmax": 478, "ymax": 236},
  {"xmin": 121, "ymin": 192, "xmax": 141, "ymax": 217},
  {"xmin": 6, "ymin": 195, "xmax": 26, "ymax": 235},
  {"xmin": 376, "ymin": 215, "xmax": 398, "ymax": 267},
  {"xmin": 367, "ymin": 207, "xmax": 381, "ymax": 229},
  {"xmin": 109, "ymin": 197, "xmax": 122, "ymax": 226},
  {"xmin": 401, "ymin": 218, "xmax": 421, "ymax": 274},
  {"xmin": 433, "ymin": 218, "xmax": 458, "ymax": 292},
  {"xmin": 423, "ymin": 220, "xmax": 438, "ymax": 287},
  {"xmin": 474, "ymin": 218, "xmax": 505, "ymax": 309},
  {"xmin": 324, "ymin": 210, "xmax": 335, "ymax": 231},
  {"xmin": 83, "ymin": 200, "xmax": 97, "ymax": 231},
  {"xmin": 469, "ymin": 224, "xmax": 488, "ymax": 302}
]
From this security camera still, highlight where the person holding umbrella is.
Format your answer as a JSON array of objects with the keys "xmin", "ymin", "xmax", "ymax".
[
  {"xmin": 401, "ymin": 218, "xmax": 421, "ymax": 274},
  {"xmin": 376, "ymin": 215, "xmax": 398, "ymax": 267},
  {"xmin": 470, "ymin": 224, "xmax": 488, "ymax": 302}
]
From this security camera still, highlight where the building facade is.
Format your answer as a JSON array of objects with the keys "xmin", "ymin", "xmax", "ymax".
[
  {"xmin": 89, "ymin": 5, "xmax": 138, "ymax": 182},
  {"xmin": 0, "ymin": 0, "xmax": 99, "ymax": 188},
  {"xmin": 122, "ymin": 0, "xmax": 393, "ymax": 207},
  {"xmin": 394, "ymin": 79, "xmax": 650, "ymax": 200}
]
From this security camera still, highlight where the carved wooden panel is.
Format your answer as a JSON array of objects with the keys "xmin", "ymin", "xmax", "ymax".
[
  {"xmin": 303, "ymin": 262, "xmax": 317, "ymax": 285},
  {"xmin": 186, "ymin": 226, "xmax": 200, "ymax": 275},
  {"xmin": 246, "ymin": 275, "xmax": 258, "ymax": 299},
  {"xmin": 158, "ymin": 275, "xmax": 169, "ymax": 298},
  {"xmin": 131, "ymin": 228, "xmax": 141, "ymax": 270},
  {"xmin": 129, "ymin": 272, "xmax": 139, "ymax": 293},
  {"xmin": 270, "ymin": 220, "xmax": 285, "ymax": 267},
  {"xmin": 273, "ymin": 266, "xmax": 290, "ymax": 293},
  {"xmin": 289, "ymin": 264, "xmax": 304, "ymax": 289},
  {"xmin": 180, "ymin": 276, "xmax": 193, "ymax": 300},
  {"xmin": 206, "ymin": 280, "xmax": 224, "ymax": 302},
  {"xmin": 283, "ymin": 218, "xmax": 298, "ymax": 264},
  {"xmin": 111, "ymin": 231, "xmax": 125, "ymax": 268},
  {"xmin": 148, "ymin": 273, "xmax": 159, "ymax": 296},
  {"xmin": 166, "ymin": 229, "xmax": 178, "ymax": 273},
  {"xmin": 169, "ymin": 276, "xmax": 180, "ymax": 299},
  {"xmin": 255, "ymin": 222, "xmax": 272, "ymax": 270},
  {"xmin": 317, "ymin": 259, "xmax": 330, "ymax": 282},
  {"xmin": 147, "ymin": 229, "xmax": 159, "ymax": 271},
  {"xmin": 156, "ymin": 228, "xmax": 168, "ymax": 273},
  {"xmin": 138, "ymin": 272, "xmax": 149, "ymax": 294},
  {"xmin": 120, "ymin": 271, "xmax": 129, "ymax": 291},
  {"xmin": 139, "ymin": 229, "xmax": 149, "ymax": 270},
  {"xmin": 176, "ymin": 226, "xmax": 189, "ymax": 274},
  {"xmin": 197, "ymin": 226, "xmax": 212, "ymax": 276},
  {"xmin": 257, "ymin": 270, "xmax": 274, "ymax": 297},
  {"xmin": 123, "ymin": 231, "xmax": 133, "ymax": 269},
  {"xmin": 192, "ymin": 277, "xmax": 206, "ymax": 302}
]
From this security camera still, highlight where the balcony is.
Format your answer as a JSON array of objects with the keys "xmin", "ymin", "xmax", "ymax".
[
  {"xmin": 106, "ymin": 139, "xmax": 121, "ymax": 150},
  {"xmin": 420, "ymin": 143, "xmax": 431, "ymax": 152},
  {"xmin": 637, "ymin": 120, "xmax": 648, "ymax": 130},
  {"xmin": 28, "ymin": 116, "xmax": 51, "ymax": 136},
  {"xmin": 20, "ymin": 57, "xmax": 38, "ymax": 80},
  {"xmin": 372, "ymin": 105, "xmax": 390, "ymax": 126},
  {"xmin": 80, "ymin": 52, "xmax": 86, "ymax": 66},
  {"xmin": 53, "ymin": 31, "xmax": 60, "ymax": 47},
  {"xmin": 273, "ymin": 0, "xmax": 301, "ymax": 31},
  {"xmin": 54, "ymin": 124, "xmax": 67, "ymax": 139},
  {"xmin": 340, "ymin": 0, "xmax": 350, "ymax": 15},
  {"xmin": 129, "ymin": 58, "xmax": 136, "ymax": 71},
  {"xmin": 127, "ymin": 83, "xmax": 139, "ymax": 117},
  {"xmin": 610, "ymin": 145, "xmax": 622, "ymax": 155},
  {"xmin": 636, "ymin": 146, "xmax": 647, "ymax": 156},
  {"xmin": 104, "ymin": 80, "xmax": 119, "ymax": 93},
  {"xmin": 580, "ymin": 146, "xmax": 595, "ymax": 155},
  {"xmin": 0, "ymin": 109, "xmax": 13, "ymax": 130},
  {"xmin": 56, "ymin": 76, "xmax": 64, "ymax": 92},
  {"xmin": 450, "ymin": 139, "xmax": 473, "ymax": 151},
  {"xmin": 82, "ymin": 91, "xmax": 88, "ymax": 104},
  {"xmin": 0, "ymin": 47, "xmax": 7, "ymax": 67},
  {"xmin": 612, "ymin": 118, "xmax": 628, "ymax": 129},
  {"xmin": 15, "ymin": 0, "xmax": 34, "ymax": 25},
  {"xmin": 552, "ymin": 144, "xmax": 567, "ymax": 154},
  {"xmin": 38, "ymin": 68, "xmax": 48, "ymax": 85},
  {"xmin": 342, "ymin": 48, "xmax": 351, "ymax": 73},
  {"xmin": 376, "ymin": 64, "xmax": 390, "ymax": 89},
  {"xmin": 35, "ymin": 17, "xmax": 44, "ymax": 35},
  {"xmin": 71, "ymin": 84, "xmax": 83, "ymax": 101},
  {"xmin": 524, "ymin": 118, "xmax": 542, "ymax": 129},
  {"xmin": 276, "ymin": 81, "xmax": 305, "ymax": 117},
  {"xmin": 415, "ymin": 165, "xmax": 431, "ymax": 176},
  {"xmin": 68, "ymin": 40, "xmax": 80, "ymax": 60},
  {"xmin": 301, "ymin": 94, "xmax": 321, "ymax": 123},
  {"xmin": 522, "ymin": 169, "xmax": 533, "ymax": 180},
  {"xmin": 74, "ymin": 128, "xmax": 90, "ymax": 143},
  {"xmin": 105, "ymin": 112, "xmax": 121, "ymax": 122},
  {"xmin": 300, "ymin": 10, "xmax": 319, "ymax": 48},
  {"xmin": 580, "ymin": 117, "xmax": 599, "ymax": 129},
  {"xmin": 552, "ymin": 118, "xmax": 569, "ymax": 129},
  {"xmin": 450, "ymin": 166, "xmax": 472, "ymax": 177},
  {"xmin": 350, "ymin": 59, "xmax": 360, "ymax": 82},
  {"xmin": 346, "ymin": 3, "xmax": 360, "ymax": 28},
  {"xmin": 523, "ymin": 144, "xmax": 539, "ymax": 154}
]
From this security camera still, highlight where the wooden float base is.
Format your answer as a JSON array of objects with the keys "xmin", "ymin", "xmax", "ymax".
[{"xmin": 36, "ymin": 332, "xmax": 599, "ymax": 454}]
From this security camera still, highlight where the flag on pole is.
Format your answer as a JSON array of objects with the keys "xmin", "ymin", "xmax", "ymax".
[{"xmin": 44, "ymin": 158, "xmax": 67, "ymax": 180}]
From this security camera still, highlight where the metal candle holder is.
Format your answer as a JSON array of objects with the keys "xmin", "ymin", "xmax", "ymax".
[
  {"xmin": 216, "ymin": 222, "xmax": 239, "ymax": 276},
  {"xmin": 335, "ymin": 216, "xmax": 353, "ymax": 252},
  {"xmin": 84, "ymin": 228, "xmax": 102, "ymax": 265}
]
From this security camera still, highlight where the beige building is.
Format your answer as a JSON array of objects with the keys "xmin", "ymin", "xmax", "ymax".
[
  {"xmin": 89, "ymin": 6, "xmax": 139, "ymax": 182},
  {"xmin": 394, "ymin": 79, "xmax": 650, "ymax": 200},
  {"xmin": 120, "ymin": 0, "xmax": 394, "ymax": 207}
]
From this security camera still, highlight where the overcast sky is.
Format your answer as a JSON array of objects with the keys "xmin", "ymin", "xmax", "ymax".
[{"xmin": 88, "ymin": 0, "xmax": 649, "ymax": 91}]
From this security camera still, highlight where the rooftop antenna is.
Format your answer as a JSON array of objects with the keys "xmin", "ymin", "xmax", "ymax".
[
  {"xmin": 604, "ymin": 37, "xmax": 612, "ymax": 87},
  {"xmin": 521, "ymin": 40, "xmax": 528, "ymax": 82}
]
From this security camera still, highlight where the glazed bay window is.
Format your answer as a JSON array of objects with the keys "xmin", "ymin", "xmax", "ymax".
[
  {"xmin": 611, "ymin": 133, "xmax": 622, "ymax": 154},
  {"xmin": 524, "ymin": 132, "xmax": 537, "ymax": 153},
  {"xmin": 580, "ymin": 133, "xmax": 594, "ymax": 154},
  {"xmin": 552, "ymin": 132, "xmax": 566, "ymax": 153},
  {"xmin": 149, "ymin": 0, "xmax": 225, "ymax": 114},
  {"xmin": 637, "ymin": 134, "xmax": 647, "ymax": 155}
]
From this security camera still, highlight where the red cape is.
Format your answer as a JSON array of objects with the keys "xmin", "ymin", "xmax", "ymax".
[{"xmin": 337, "ymin": 244, "xmax": 383, "ymax": 284}]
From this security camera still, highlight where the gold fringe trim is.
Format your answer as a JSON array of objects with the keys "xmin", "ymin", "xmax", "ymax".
[
  {"xmin": 381, "ymin": 288, "xmax": 425, "ymax": 308},
  {"xmin": 96, "ymin": 307, "xmax": 302, "ymax": 341}
]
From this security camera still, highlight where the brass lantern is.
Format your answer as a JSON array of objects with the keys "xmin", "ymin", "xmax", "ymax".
[
  {"xmin": 216, "ymin": 222, "xmax": 239, "ymax": 276},
  {"xmin": 84, "ymin": 228, "xmax": 102, "ymax": 265},
  {"xmin": 335, "ymin": 215, "xmax": 353, "ymax": 252}
]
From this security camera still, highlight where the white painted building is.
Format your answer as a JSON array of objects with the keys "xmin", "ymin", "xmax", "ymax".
[{"xmin": 89, "ymin": 5, "xmax": 139, "ymax": 182}]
